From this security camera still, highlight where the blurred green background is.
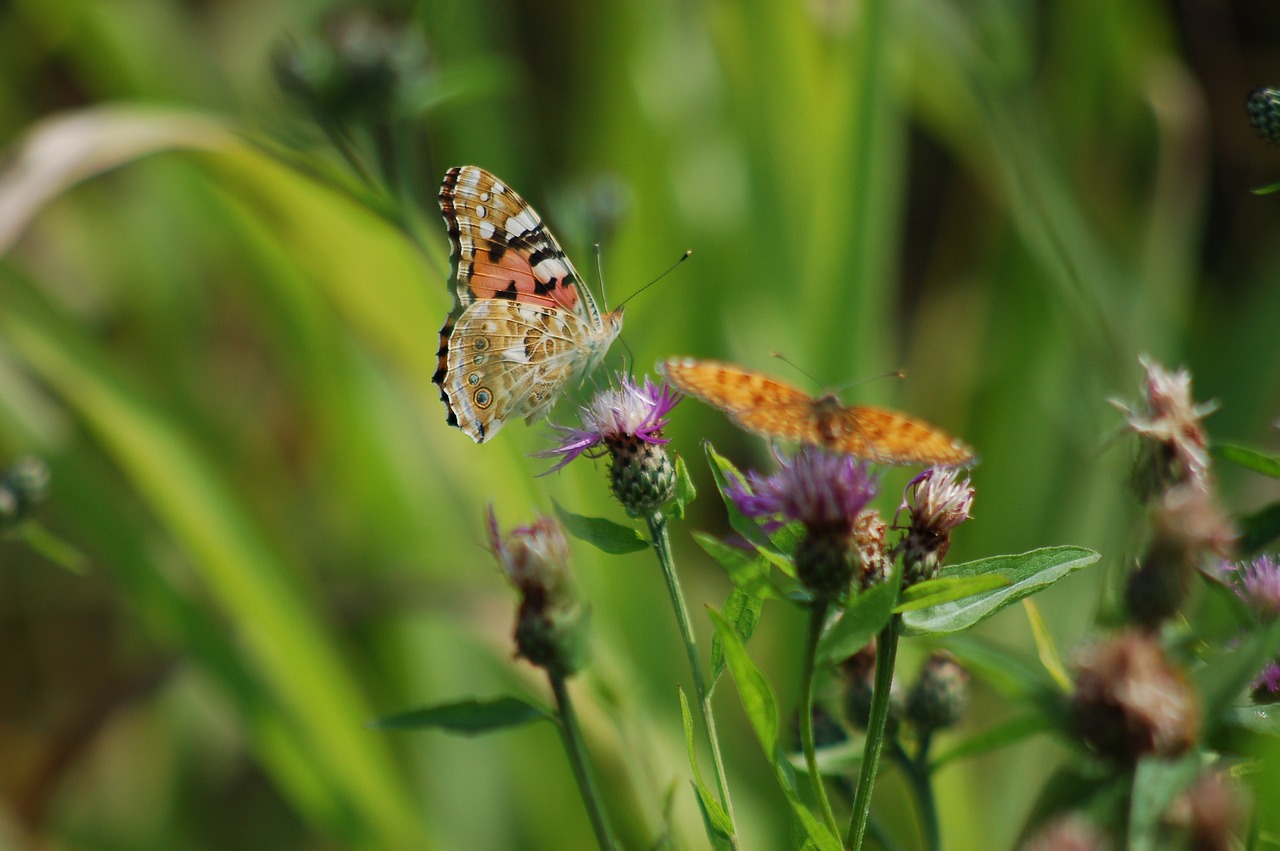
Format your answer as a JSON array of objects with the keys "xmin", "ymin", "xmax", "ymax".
[{"xmin": 2, "ymin": 0, "xmax": 1279, "ymax": 849}]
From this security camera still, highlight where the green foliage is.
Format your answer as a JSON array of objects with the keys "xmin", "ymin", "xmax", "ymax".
[
  {"xmin": 370, "ymin": 696, "xmax": 551, "ymax": 734},
  {"xmin": 553, "ymin": 500, "xmax": 650, "ymax": 555}
]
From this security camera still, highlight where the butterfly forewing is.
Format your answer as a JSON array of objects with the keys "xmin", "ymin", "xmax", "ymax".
[
  {"xmin": 440, "ymin": 166, "xmax": 589, "ymax": 315},
  {"xmin": 659, "ymin": 357, "xmax": 975, "ymax": 467}
]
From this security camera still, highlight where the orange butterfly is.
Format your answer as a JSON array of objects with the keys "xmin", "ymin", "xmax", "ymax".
[{"xmin": 658, "ymin": 358, "xmax": 975, "ymax": 467}]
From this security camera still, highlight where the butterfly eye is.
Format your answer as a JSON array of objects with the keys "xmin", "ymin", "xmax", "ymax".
[
  {"xmin": 474, "ymin": 338, "xmax": 489, "ymax": 351},
  {"xmin": 473, "ymin": 353, "xmax": 486, "ymax": 365},
  {"xmin": 475, "ymin": 388, "xmax": 493, "ymax": 408},
  {"xmin": 468, "ymin": 373, "xmax": 480, "ymax": 386}
]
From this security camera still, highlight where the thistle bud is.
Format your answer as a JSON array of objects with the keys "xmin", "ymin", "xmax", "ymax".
[
  {"xmin": 905, "ymin": 652, "xmax": 970, "ymax": 734},
  {"xmin": 853, "ymin": 509, "xmax": 891, "ymax": 590},
  {"xmin": 896, "ymin": 468, "xmax": 974, "ymax": 586},
  {"xmin": 1247, "ymin": 87, "xmax": 1280, "ymax": 146},
  {"xmin": 487, "ymin": 507, "xmax": 587, "ymax": 678},
  {"xmin": 1070, "ymin": 631, "xmax": 1199, "ymax": 763},
  {"xmin": 0, "ymin": 455, "xmax": 50, "ymax": 532}
]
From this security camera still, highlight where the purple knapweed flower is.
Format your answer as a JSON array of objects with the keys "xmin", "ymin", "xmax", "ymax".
[
  {"xmin": 535, "ymin": 373, "xmax": 682, "ymax": 516},
  {"xmin": 728, "ymin": 447, "xmax": 878, "ymax": 600},
  {"xmin": 1111, "ymin": 355, "xmax": 1217, "ymax": 500},
  {"xmin": 895, "ymin": 467, "xmax": 975, "ymax": 584}
]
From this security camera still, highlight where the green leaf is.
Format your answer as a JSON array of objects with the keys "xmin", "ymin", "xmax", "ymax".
[
  {"xmin": 694, "ymin": 532, "xmax": 784, "ymax": 600},
  {"xmin": 817, "ymin": 567, "xmax": 900, "ymax": 664},
  {"xmin": 709, "ymin": 608, "xmax": 780, "ymax": 752},
  {"xmin": 669, "ymin": 454, "xmax": 697, "ymax": 521},
  {"xmin": 1228, "ymin": 704, "xmax": 1280, "ymax": 737},
  {"xmin": 703, "ymin": 443, "xmax": 800, "ymax": 560},
  {"xmin": 1239, "ymin": 500, "xmax": 1280, "ymax": 555},
  {"xmin": 930, "ymin": 714, "xmax": 1051, "ymax": 769},
  {"xmin": 895, "ymin": 574, "xmax": 1010, "ymax": 612},
  {"xmin": 1196, "ymin": 619, "xmax": 1280, "ymax": 727},
  {"xmin": 552, "ymin": 500, "xmax": 649, "ymax": 555},
  {"xmin": 1214, "ymin": 444, "xmax": 1280, "ymax": 480},
  {"xmin": 902, "ymin": 546, "xmax": 1100, "ymax": 636},
  {"xmin": 711, "ymin": 588, "xmax": 765, "ymax": 686},
  {"xmin": 14, "ymin": 521, "xmax": 90, "ymax": 574},
  {"xmin": 1250, "ymin": 180, "xmax": 1280, "ymax": 196},
  {"xmin": 369, "ymin": 696, "xmax": 550, "ymax": 734},
  {"xmin": 1128, "ymin": 754, "xmax": 1201, "ymax": 851},
  {"xmin": 679, "ymin": 688, "xmax": 735, "ymax": 847},
  {"xmin": 942, "ymin": 635, "xmax": 1065, "ymax": 716}
]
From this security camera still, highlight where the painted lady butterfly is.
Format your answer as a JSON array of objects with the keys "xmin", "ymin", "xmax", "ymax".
[
  {"xmin": 658, "ymin": 358, "xmax": 975, "ymax": 466},
  {"xmin": 435, "ymin": 166, "xmax": 623, "ymax": 443}
]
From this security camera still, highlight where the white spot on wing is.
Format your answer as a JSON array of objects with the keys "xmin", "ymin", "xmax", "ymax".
[
  {"xmin": 505, "ymin": 209, "xmax": 539, "ymax": 237},
  {"xmin": 501, "ymin": 344, "xmax": 531, "ymax": 364},
  {"xmin": 479, "ymin": 220, "xmax": 496, "ymax": 239},
  {"xmin": 476, "ymin": 204, "xmax": 487, "ymax": 218},
  {"xmin": 533, "ymin": 258, "xmax": 570, "ymax": 281}
]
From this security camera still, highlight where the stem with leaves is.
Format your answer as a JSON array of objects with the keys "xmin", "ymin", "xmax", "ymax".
[
  {"xmin": 800, "ymin": 598, "xmax": 841, "ymax": 837},
  {"xmin": 845, "ymin": 614, "xmax": 901, "ymax": 851},
  {"xmin": 549, "ymin": 671, "xmax": 619, "ymax": 851},
  {"xmin": 647, "ymin": 511, "xmax": 739, "ymax": 845}
]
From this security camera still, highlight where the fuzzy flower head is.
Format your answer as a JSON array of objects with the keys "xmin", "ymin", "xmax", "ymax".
[
  {"xmin": 1220, "ymin": 554, "xmax": 1280, "ymax": 619},
  {"xmin": 536, "ymin": 373, "xmax": 681, "ymax": 516},
  {"xmin": 895, "ymin": 467, "xmax": 974, "ymax": 584},
  {"xmin": 729, "ymin": 447, "xmax": 877, "ymax": 600},
  {"xmin": 486, "ymin": 506, "xmax": 586, "ymax": 676},
  {"xmin": 1111, "ymin": 355, "xmax": 1217, "ymax": 501}
]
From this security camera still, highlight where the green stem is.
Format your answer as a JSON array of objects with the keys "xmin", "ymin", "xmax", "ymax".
[
  {"xmin": 549, "ymin": 672, "xmax": 620, "ymax": 851},
  {"xmin": 845, "ymin": 614, "xmax": 901, "ymax": 851},
  {"xmin": 647, "ymin": 512, "xmax": 739, "ymax": 847},
  {"xmin": 890, "ymin": 740, "xmax": 939, "ymax": 851},
  {"xmin": 801, "ymin": 599, "xmax": 841, "ymax": 838}
]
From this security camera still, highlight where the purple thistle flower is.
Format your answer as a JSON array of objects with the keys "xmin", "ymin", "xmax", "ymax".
[
  {"xmin": 728, "ymin": 447, "xmax": 878, "ymax": 600},
  {"xmin": 534, "ymin": 373, "xmax": 680, "ymax": 474},
  {"xmin": 1110, "ymin": 355, "xmax": 1217, "ymax": 500},
  {"xmin": 1220, "ymin": 554, "xmax": 1280, "ymax": 618},
  {"xmin": 728, "ymin": 447, "xmax": 877, "ymax": 534},
  {"xmin": 895, "ymin": 467, "xmax": 975, "ymax": 584},
  {"xmin": 1255, "ymin": 661, "xmax": 1280, "ymax": 696}
]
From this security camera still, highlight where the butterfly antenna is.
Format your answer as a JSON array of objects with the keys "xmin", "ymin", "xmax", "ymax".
[
  {"xmin": 769, "ymin": 352, "xmax": 826, "ymax": 391},
  {"xmin": 594, "ymin": 243, "xmax": 609, "ymax": 310},
  {"xmin": 832, "ymin": 368, "xmax": 907, "ymax": 396},
  {"xmin": 615, "ymin": 250, "xmax": 692, "ymax": 310}
]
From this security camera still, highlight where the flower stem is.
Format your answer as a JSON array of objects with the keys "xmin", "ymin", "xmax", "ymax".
[
  {"xmin": 845, "ymin": 614, "xmax": 901, "ymax": 851},
  {"xmin": 647, "ymin": 512, "xmax": 739, "ymax": 846},
  {"xmin": 549, "ymin": 671, "xmax": 620, "ymax": 851},
  {"xmin": 891, "ymin": 739, "xmax": 939, "ymax": 851},
  {"xmin": 801, "ymin": 599, "xmax": 841, "ymax": 838}
]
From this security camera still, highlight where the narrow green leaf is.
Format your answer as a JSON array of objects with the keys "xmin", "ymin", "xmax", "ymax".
[
  {"xmin": 817, "ymin": 569, "xmax": 899, "ymax": 664},
  {"xmin": 1239, "ymin": 500, "xmax": 1280, "ymax": 555},
  {"xmin": 1196, "ymin": 619, "xmax": 1280, "ymax": 726},
  {"xmin": 369, "ymin": 697, "xmax": 550, "ymax": 734},
  {"xmin": 707, "ymin": 614, "xmax": 837, "ymax": 851},
  {"xmin": 670, "ymin": 454, "xmax": 696, "ymax": 521},
  {"xmin": 895, "ymin": 574, "xmax": 1009, "ymax": 612},
  {"xmin": 1128, "ymin": 754, "xmax": 1201, "ymax": 851},
  {"xmin": 552, "ymin": 500, "xmax": 649, "ymax": 555},
  {"xmin": 711, "ymin": 588, "xmax": 765, "ymax": 686},
  {"xmin": 930, "ymin": 714, "xmax": 1051, "ymax": 769},
  {"xmin": 704, "ymin": 443, "xmax": 771, "ymax": 549},
  {"xmin": 1214, "ymin": 444, "xmax": 1280, "ymax": 480},
  {"xmin": 693, "ymin": 532, "xmax": 784, "ymax": 600},
  {"xmin": 942, "ymin": 635, "xmax": 1065, "ymax": 718},
  {"xmin": 708, "ymin": 609, "xmax": 780, "ymax": 752},
  {"xmin": 902, "ymin": 546, "xmax": 1100, "ymax": 636},
  {"xmin": 15, "ymin": 521, "xmax": 90, "ymax": 574},
  {"xmin": 1250, "ymin": 180, "xmax": 1280, "ymax": 196},
  {"xmin": 679, "ymin": 688, "xmax": 735, "ymax": 846}
]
